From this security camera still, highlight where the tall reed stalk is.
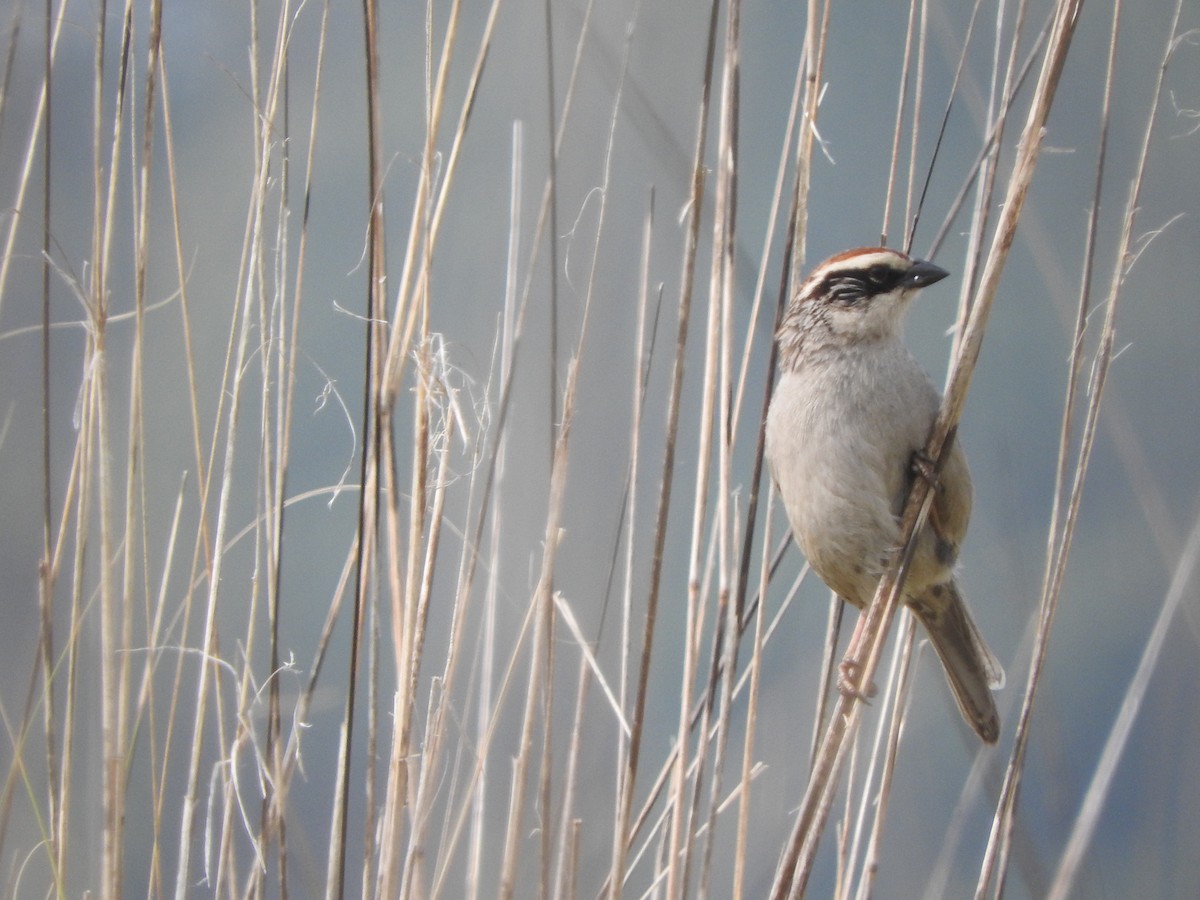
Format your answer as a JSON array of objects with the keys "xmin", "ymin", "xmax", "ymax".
[{"xmin": 1, "ymin": 0, "xmax": 1196, "ymax": 896}]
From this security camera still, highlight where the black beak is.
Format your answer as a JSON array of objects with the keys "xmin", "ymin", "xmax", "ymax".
[{"xmin": 906, "ymin": 259, "xmax": 950, "ymax": 289}]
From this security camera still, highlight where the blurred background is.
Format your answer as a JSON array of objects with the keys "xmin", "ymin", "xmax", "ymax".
[{"xmin": 1, "ymin": 0, "xmax": 1198, "ymax": 897}]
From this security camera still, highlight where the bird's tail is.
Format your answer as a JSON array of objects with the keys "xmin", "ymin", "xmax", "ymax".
[{"xmin": 909, "ymin": 583, "xmax": 1003, "ymax": 744}]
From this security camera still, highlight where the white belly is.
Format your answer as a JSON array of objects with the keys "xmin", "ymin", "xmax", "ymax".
[{"xmin": 765, "ymin": 343, "xmax": 939, "ymax": 605}]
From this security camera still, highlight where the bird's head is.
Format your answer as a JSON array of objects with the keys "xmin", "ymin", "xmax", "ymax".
[{"xmin": 777, "ymin": 247, "xmax": 950, "ymax": 367}]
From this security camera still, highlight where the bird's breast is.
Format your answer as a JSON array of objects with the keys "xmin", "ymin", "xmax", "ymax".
[{"xmin": 766, "ymin": 345, "xmax": 938, "ymax": 603}]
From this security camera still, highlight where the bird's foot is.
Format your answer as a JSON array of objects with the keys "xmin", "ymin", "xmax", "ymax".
[
  {"xmin": 837, "ymin": 659, "xmax": 877, "ymax": 703},
  {"xmin": 910, "ymin": 449, "xmax": 941, "ymax": 491}
]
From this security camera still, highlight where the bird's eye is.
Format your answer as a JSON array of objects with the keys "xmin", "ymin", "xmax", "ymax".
[
  {"xmin": 866, "ymin": 265, "xmax": 889, "ymax": 284},
  {"xmin": 826, "ymin": 279, "xmax": 866, "ymax": 306}
]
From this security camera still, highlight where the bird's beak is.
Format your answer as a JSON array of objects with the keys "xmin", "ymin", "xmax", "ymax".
[{"xmin": 906, "ymin": 259, "xmax": 950, "ymax": 289}]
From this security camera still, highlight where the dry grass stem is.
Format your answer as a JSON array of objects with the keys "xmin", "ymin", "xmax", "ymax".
[
  {"xmin": 771, "ymin": 1, "xmax": 1084, "ymax": 894},
  {"xmin": 1, "ymin": 0, "xmax": 1191, "ymax": 896}
]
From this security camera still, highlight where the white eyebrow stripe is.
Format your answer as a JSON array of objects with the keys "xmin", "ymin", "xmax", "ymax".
[{"xmin": 810, "ymin": 248, "xmax": 909, "ymax": 280}]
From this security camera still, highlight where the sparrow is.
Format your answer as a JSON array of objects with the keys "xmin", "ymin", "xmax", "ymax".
[{"xmin": 765, "ymin": 246, "xmax": 1002, "ymax": 743}]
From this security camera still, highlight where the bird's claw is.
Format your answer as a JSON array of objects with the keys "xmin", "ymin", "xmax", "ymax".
[
  {"xmin": 910, "ymin": 449, "xmax": 941, "ymax": 491},
  {"xmin": 838, "ymin": 659, "xmax": 877, "ymax": 703}
]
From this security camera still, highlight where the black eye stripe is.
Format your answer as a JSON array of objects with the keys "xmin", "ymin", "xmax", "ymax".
[
  {"xmin": 822, "ymin": 266, "xmax": 905, "ymax": 305},
  {"xmin": 866, "ymin": 264, "xmax": 893, "ymax": 284}
]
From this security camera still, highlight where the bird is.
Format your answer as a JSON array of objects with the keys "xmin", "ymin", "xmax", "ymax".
[{"xmin": 765, "ymin": 246, "xmax": 1003, "ymax": 743}]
